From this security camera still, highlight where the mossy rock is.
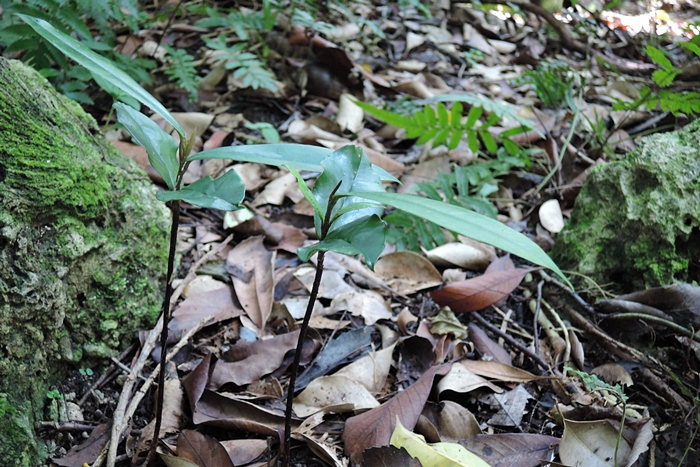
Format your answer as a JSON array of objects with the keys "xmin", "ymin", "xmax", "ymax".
[
  {"xmin": 0, "ymin": 58, "xmax": 170, "ymax": 465},
  {"xmin": 553, "ymin": 119, "xmax": 700, "ymax": 292}
]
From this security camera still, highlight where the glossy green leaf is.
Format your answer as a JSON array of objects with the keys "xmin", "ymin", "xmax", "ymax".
[
  {"xmin": 189, "ymin": 144, "xmax": 398, "ymax": 182},
  {"xmin": 298, "ymin": 215, "xmax": 386, "ymax": 269},
  {"xmin": 115, "ymin": 103, "xmax": 179, "ymax": 190},
  {"xmin": 288, "ymin": 166, "xmax": 324, "ymax": 219},
  {"xmin": 347, "ymin": 192, "xmax": 571, "ymax": 286},
  {"xmin": 313, "ymin": 146, "xmax": 385, "ymax": 236},
  {"xmin": 351, "ymin": 99, "xmax": 414, "ymax": 128},
  {"xmin": 156, "ymin": 169, "xmax": 245, "ymax": 211},
  {"xmin": 19, "ymin": 14, "xmax": 185, "ymax": 137}
]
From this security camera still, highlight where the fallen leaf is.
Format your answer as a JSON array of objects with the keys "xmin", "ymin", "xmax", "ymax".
[
  {"xmin": 428, "ymin": 307, "xmax": 467, "ymax": 339},
  {"xmin": 390, "ymin": 418, "xmax": 491, "ymax": 467},
  {"xmin": 343, "ymin": 363, "xmax": 452, "ymax": 465},
  {"xmin": 424, "ymin": 242, "xmax": 493, "ymax": 270},
  {"xmin": 459, "ymin": 359, "xmax": 552, "ymax": 383},
  {"xmin": 436, "ymin": 362, "xmax": 502, "ymax": 398},
  {"xmin": 363, "ymin": 446, "xmax": 422, "ymax": 467},
  {"xmin": 460, "ymin": 433, "xmax": 560, "ymax": 467},
  {"xmin": 375, "ymin": 251, "xmax": 443, "ymax": 295},
  {"xmin": 467, "ymin": 323, "xmax": 512, "ymax": 365},
  {"xmin": 333, "ymin": 344, "xmax": 395, "ymax": 394},
  {"xmin": 227, "ymin": 237, "xmax": 275, "ymax": 332},
  {"xmin": 176, "ymin": 430, "xmax": 234, "ymax": 467},
  {"xmin": 431, "ymin": 255, "xmax": 535, "ymax": 312},
  {"xmin": 51, "ymin": 422, "xmax": 110, "ymax": 467},
  {"xmin": 293, "ymin": 375, "xmax": 379, "ymax": 416},
  {"xmin": 169, "ymin": 286, "xmax": 243, "ymax": 341},
  {"xmin": 419, "ymin": 400, "xmax": 482, "ymax": 442},
  {"xmin": 329, "ymin": 290, "xmax": 392, "ymax": 325},
  {"xmin": 219, "ymin": 439, "xmax": 267, "ymax": 466},
  {"xmin": 486, "ymin": 384, "xmax": 533, "ymax": 427},
  {"xmin": 560, "ymin": 418, "xmax": 632, "ymax": 467}
]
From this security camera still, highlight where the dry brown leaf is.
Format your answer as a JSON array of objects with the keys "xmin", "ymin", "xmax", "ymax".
[
  {"xmin": 342, "ymin": 363, "xmax": 452, "ymax": 465},
  {"xmin": 333, "ymin": 344, "xmax": 395, "ymax": 394},
  {"xmin": 461, "ymin": 433, "xmax": 559, "ymax": 467},
  {"xmin": 375, "ymin": 251, "xmax": 443, "ymax": 295},
  {"xmin": 208, "ymin": 330, "xmax": 310, "ymax": 389},
  {"xmin": 436, "ymin": 362, "xmax": 502, "ymax": 398},
  {"xmin": 227, "ymin": 237, "xmax": 275, "ymax": 332},
  {"xmin": 193, "ymin": 390, "xmax": 300, "ymax": 436},
  {"xmin": 51, "ymin": 422, "xmax": 111, "ymax": 467},
  {"xmin": 424, "ymin": 242, "xmax": 493, "ymax": 270},
  {"xmin": 467, "ymin": 323, "xmax": 512, "ymax": 366},
  {"xmin": 169, "ymin": 287, "xmax": 243, "ymax": 341},
  {"xmin": 176, "ymin": 430, "xmax": 234, "ymax": 467},
  {"xmin": 329, "ymin": 289, "xmax": 392, "ymax": 325},
  {"xmin": 219, "ymin": 439, "xmax": 267, "ymax": 466},
  {"xmin": 293, "ymin": 375, "xmax": 379, "ymax": 417},
  {"xmin": 419, "ymin": 400, "xmax": 482, "ymax": 442},
  {"xmin": 459, "ymin": 359, "xmax": 553, "ymax": 383},
  {"xmin": 431, "ymin": 255, "xmax": 535, "ymax": 312}
]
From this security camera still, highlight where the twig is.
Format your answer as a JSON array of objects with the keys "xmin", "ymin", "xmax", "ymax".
[{"xmin": 93, "ymin": 315, "xmax": 214, "ymax": 467}]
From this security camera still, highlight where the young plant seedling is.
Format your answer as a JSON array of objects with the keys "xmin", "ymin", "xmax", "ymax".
[{"xmin": 22, "ymin": 14, "xmax": 571, "ymax": 467}]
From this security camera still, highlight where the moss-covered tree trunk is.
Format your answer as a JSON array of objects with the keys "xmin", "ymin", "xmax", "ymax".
[{"xmin": 0, "ymin": 58, "xmax": 169, "ymax": 465}]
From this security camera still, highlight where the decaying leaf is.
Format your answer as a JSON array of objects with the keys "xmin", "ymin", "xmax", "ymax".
[{"xmin": 343, "ymin": 364, "xmax": 452, "ymax": 465}]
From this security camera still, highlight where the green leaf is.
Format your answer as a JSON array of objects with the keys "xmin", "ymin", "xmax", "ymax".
[
  {"xmin": 298, "ymin": 215, "xmax": 386, "ymax": 269},
  {"xmin": 115, "ymin": 103, "xmax": 179, "ymax": 189},
  {"xmin": 465, "ymin": 105, "xmax": 483, "ymax": 128},
  {"xmin": 156, "ymin": 169, "xmax": 245, "ymax": 211},
  {"xmin": 313, "ymin": 146, "xmax": 385, "ymax": 234},
  {"xmin": 288, "ymin": 166, "xmax": 324, "ymax": 219},
  {"xmin": 189, "ymin": 144, "xmax": 399, "ymax": 182},
  {"xmin": 645, "ymin": 45, "xmax": 674, "ymax": 71},
  {"xmin": 351, "ymin": 99, "xmax": 414, "ymax": 128},
  {"xmin": 346, "ymin": 192, "xmax": 571, "ymax": 286},
  {"xmin": 19, "ymin": 14, "xmax": 185, "ymax": 137},
  {"xmin": 190, "ymin": 144, "xmax": 333, "ymax": 171},
  {"xmin": 437, "ymin": 102, "xmax": 449, "ymax": 127}
]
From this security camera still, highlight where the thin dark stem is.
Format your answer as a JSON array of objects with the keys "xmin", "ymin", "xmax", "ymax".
[
  {"xmin": 282, "ymin": 182, "xmax": 342, "ymax": 466},
  {"xmin": 147, "ymin": 200, "xmax": 180, "ymax": 466},
  {"xmin": 282, "ymin": 250, "xmax": 326, "ymax": 466}
]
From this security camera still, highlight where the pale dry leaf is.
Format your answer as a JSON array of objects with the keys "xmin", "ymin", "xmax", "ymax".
[
  {"xmin": 436, "ymin": 362, "xmax": 502, "ymax": 397},
  {"xmin": 334, "ymin": 345, "xmax": 396, "ymax": 394},
  {"xmin": 459, "ymin": 359, "xmax": 552, "ymax": 383},
  {"xmin": 375, "ymin": 251, "xmax": 443, "ymax": 295},
  {"xmin": 487, "ymin": 384, "xmax": 533, "ymax": 427},
  {"xmin": 330, "ymin": 290, "xmax": 392, "ymax": 325},
  {"xmin": 560, "ymin": 419, "xmax": 632, "ymax": 467},
  {"xmin": 293, "ymin": 375, "xmax": 379, "ymax": 417}
]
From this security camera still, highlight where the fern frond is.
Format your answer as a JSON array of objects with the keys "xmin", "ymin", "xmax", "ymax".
[{"xmin": 163, "ymin": 46, "xmax": 199, "ymax": 102}]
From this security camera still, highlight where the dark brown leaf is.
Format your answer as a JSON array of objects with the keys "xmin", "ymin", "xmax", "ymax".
[
  {"xmin": 192, "ymin": 390, "xmax": 300, "ymax": 436},
  {"xmin": 362, "ymin": 446, "xmax": 422, "ymax": 467},
  {"xmin": 460, "ymin": 433, "xmax": 559, "ymax": 467},
  {"xmin": 468, "ymin": 323, "xmax": 512, "ymax": 365},
  {"xmin": 431, "ymin": 256, "xmax": 534, "ymax": 313},
  {"xmin": 227, "ymin": 236, "xmax": 275, "ymax": 331},
  {"xmin": 51, "ymin": 422, "xmax": 110, "ymax": 467},
  {"xmin": 182, "ymin": 353, "xmax": 217, "ymax": 411},
  {"xmin": 169, "ymin": 287, "xmax": 244, "ymax": 341},
  {"xmin": 177, "ymin": 430, "xmax": 234, "ymax": 467},
  {"xmin": 342, "ymin": 363, "xmax": 452, "ymax": 465}
]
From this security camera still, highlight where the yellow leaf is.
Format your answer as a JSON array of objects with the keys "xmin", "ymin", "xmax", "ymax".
[{"xmin": 390, "ymin": 418, "xmax": 491, "ymax": 467}]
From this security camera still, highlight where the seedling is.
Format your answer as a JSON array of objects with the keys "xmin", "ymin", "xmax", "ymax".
[{"xmin": 23, "ymin": 14, "xmax": 570, "ymax": 467}]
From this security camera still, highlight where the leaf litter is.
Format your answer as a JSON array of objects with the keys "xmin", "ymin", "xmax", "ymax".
[{"xmin": 41, "ymin": 1, "xmax": 700, "ymax": 466}]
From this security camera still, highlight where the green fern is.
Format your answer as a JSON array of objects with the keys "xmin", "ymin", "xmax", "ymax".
[
  {"xmin": 203, "ymin": 35, "xmax": 278, "ymax": 92},
  {"xmin": 614, "ymin": 44, "xmax": 700, "ymax": 116},
  {"xmin": 354, "ymin": 96, "xmax": 532, "ymax": 153},
  {"xmin": 386, "ymin": 148, "xmax": 534, "ymax": 251},
  {"xmin": 0, "ymin": 0, "xmax": 154, "ymax": 101},
  {"xmin": 162, "ymin": 46, "xmax": 199, "ymax": 103}
]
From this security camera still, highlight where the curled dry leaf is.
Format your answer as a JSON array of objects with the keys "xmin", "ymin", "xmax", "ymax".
[
  {"xmin": 375, "ymin": 251, "xmax": 443, "ymax": 295},
  {"xmin": 343, "ymin": 363, "xmax": 452, "ymax": 465},
  {"xmin": 419, "ymin": 400, "xmax": 482, "ymax": 442},
  {"xmin": 424, "ymin": 242, "xmax": 493, "ymax": 271},
  {"xmin": 459, "ymin": 359, "xmax": 553, "ymax": 383},
  {"xmin": 436, "ymin": 362, "xmax": 502, "ymax": 399},
  {"xmin": 169, "ymin": 286, "xmax": 243, "ymax": 341},
  {"xmin": 560, "ymin": 418, "xmax": 631, "ymax": 467},
  {"xmin": 333, "ymin": 344, "xmax": 395, "ymax": 394},
  {"xmin": 219, "ymin": 439, "xmax": 267, "ymax": 466}
]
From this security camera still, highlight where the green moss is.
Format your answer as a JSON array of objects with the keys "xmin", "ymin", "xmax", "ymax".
[
  {"xmin": 553, "ymin": 119, "xmax": 700, "ymax": 291},
  {"xmin": 0, "ymin": 58, "xmax": 170, "ymax": 463}
]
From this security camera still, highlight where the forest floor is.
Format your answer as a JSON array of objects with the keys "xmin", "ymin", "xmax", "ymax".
[{"xmin": 30, "ymin": 1, "xmax": 700, "ymax": 466}]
